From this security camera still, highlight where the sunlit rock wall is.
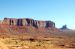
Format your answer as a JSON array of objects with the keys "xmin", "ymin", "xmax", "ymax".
[{"xmin": 2, "ymin": 18, "xmax": 55, "ymax": 28}]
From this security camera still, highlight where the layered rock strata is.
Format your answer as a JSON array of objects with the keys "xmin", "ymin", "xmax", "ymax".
[{"xmin": 1, "ymin": 18, "xmax": 55, "ymax": 28}]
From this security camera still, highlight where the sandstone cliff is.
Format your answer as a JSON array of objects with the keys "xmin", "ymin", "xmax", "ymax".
[
  {"xmin": 2, "ymin": 18, "xmax": 55, "ymax": 28},
  {"xmin": 0, "ymin": 18, "xmax": 58, "ymax": 39}
]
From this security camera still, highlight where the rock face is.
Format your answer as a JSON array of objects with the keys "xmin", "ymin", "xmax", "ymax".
[
  {"xmin": 61, "ymin": 25, "xmax": 68, "ymax": 30},
  {"xmin": 2, "ymin": 18, "xmax": 55, "ymax": 28}
]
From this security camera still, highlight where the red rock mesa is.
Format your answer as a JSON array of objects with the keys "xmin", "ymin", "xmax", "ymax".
[{"xmin": 1, "ymin": 18, "xmax": 55, "ymax": 28}]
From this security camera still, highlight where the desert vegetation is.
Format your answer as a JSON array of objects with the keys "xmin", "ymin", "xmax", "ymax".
[{"xmin": 0, "ymin": 36, "xmax": 75, "ymax": 49}]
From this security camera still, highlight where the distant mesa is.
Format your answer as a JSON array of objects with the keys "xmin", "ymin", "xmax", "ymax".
[
  {"xmin": 0, "ymin": 18, "xmax": 55, "ymax": 28},
  {"xmin": 60, "ymin": 25, "xmax": 71, "ymax": 32},
  {"xmin": 61, "ymin": 25, "xmax": 68, "ymax": 30},
  {"xmin": 0, "ymin": 18, "xmax": 58, "ymax": 38}
]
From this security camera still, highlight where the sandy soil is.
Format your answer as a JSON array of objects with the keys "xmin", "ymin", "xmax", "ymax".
[{"xmin": 0, "ymin": 38, "xmax": 75, "ymax": 49}]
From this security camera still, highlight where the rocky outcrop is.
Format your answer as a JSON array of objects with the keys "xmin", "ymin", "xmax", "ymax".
[
  {"xmin": 60, "ymin": 25, "xmax": 68, "ymax": 30},
  {"xmin": 2, "ymin": 18, "xmax": 55, "ymax": 28}
]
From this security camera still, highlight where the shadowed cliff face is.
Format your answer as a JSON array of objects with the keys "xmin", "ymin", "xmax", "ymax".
[
  {"xmin": 17, "ymin": 19, "xmax": 23, "ymax": 26},
  {"xmin": 2, "ymin": 18, "xmax": 55, "ymax": 28}
]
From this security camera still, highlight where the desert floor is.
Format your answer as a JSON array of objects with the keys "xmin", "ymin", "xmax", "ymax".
[{"xmin": 0, "ymin": 37, "xmax": 75, "ymax": 49}]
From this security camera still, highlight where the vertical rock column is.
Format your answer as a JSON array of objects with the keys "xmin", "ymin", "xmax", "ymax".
[
  {"xmin": 17, "ymin": 19, "xmax": 23, "ymax": 26},
  {"xmin": 37, "ymin": 21, "xmax": 46, "ymax": 28},
  {"xmin": 46, "ymin": 21, "xmax": 55, "ymax": 28},
  {"xmin": 22, "ymin": 19, "xmax": 28, "ymax": 26},
  {"xmin": 3, "ymin": 18, "xmax": 10, "ymax": 25},
  {"xmin": 9, "ymin": 19, "xmax": 17, "ymax": 26}
]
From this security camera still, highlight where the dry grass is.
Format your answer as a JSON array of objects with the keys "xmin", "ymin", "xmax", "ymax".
[
  {"xmin": 0, "ymin": 37, "xmax": 75, "ymax": 49},
  {"xmin": 0, "ymin": 25, "xmax": 75, "ymax": 49}
]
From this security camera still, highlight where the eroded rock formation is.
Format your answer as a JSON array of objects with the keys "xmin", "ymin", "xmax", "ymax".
[{"xmin": 1, "ymin": 18, "xmax": 55, "ymax": 28}]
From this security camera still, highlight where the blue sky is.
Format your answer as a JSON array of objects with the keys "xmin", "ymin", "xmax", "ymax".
[{"xmin": 0, "ymin": 0, "xmax": 75, "ymax": 29}]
